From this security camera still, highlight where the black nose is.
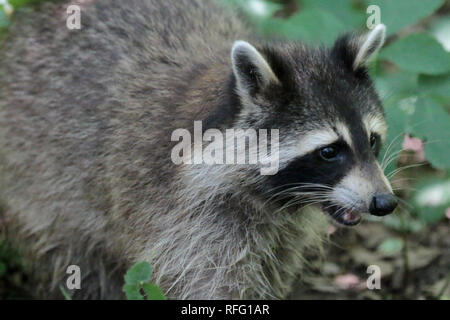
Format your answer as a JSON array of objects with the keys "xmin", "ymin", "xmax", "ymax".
[{"xmin": 369, "ymin": 194, "xmax": 398, "ymax": 216}]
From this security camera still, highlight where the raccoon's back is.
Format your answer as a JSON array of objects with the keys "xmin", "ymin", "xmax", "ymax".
[
  {"xmin": 0, "ymin": 0, "xmax": 248, "ymax": 252},
  {"xmin": 0, "ymin": 0, "xmax": 247, "ymax": 186},
  {"xmin": 0, "ymin": 0, "xmax": 246, "ymax": 125}
]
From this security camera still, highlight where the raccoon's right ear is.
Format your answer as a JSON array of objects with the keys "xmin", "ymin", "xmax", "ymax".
[
  {"xmin": 332, "ymin": 24, "xmax": 386, "ymax": 75},
  {"xmin": 231, "ymin": 41, "xmax": 280, "ymax": 96}
]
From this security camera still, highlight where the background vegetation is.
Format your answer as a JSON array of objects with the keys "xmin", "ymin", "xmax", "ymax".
[{"xmin": 0, "ymin": 0, "xmax": 449, "ymax": 299}]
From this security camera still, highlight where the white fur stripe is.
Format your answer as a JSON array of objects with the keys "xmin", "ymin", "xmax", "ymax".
[
  {"xmin": 364, "ymin": 113, "xmax": 387, "ymax": 141},
  {"xmin": 335, "ymin": 122, "xmax": 353, "ymax": 149},
  {"xmin": 279, "ymin": 129, "xmax": 338, "ymax": 167},
  {"xmin": 296, "ymin": 129, "xmax": 339, "ymax": 156}
]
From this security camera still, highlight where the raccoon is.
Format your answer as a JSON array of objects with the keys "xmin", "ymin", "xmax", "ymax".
[{"xmin": 0, "ymin": 0, "xmax": 397, "ymax": 299}]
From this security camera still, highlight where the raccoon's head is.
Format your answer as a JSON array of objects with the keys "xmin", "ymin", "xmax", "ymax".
[{"xmin": 230, "ymin": 24, "xmax": 396, "ymax": 226}]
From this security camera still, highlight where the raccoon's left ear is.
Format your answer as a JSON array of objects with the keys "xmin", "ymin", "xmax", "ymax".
[
  {"xmin": 332, "ymin": 24, "xmax": 386, "ymax": 73},
  {"xmin": 231, "ymin": 41, "xmax": 280, "ymax": 96}
]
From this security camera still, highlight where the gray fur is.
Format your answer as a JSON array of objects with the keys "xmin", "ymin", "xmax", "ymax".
[{"xmin": 0, "ymin": 0, "xmax": 387, "ymax": 299}]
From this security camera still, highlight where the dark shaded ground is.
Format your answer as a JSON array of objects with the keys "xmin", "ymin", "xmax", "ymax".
[
  {"xmin": 290, "ymin": 220, "xmax": 449, "ymax": 300},
  {"xmin": 0, "ymin": 240, "xmax": 32, "ymax": 299}
]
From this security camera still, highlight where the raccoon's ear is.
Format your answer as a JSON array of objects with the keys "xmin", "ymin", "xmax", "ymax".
[
  {"xmin": 332, "ymin": 24, "xmax": 386, "ymax": 73},
  {"xmin": 231, "ymin": 41, "xmax": 280, "ymax": 96},
  {"xmin": 353, "ymin": 24, "xmax": 386, "ymax": 69}
]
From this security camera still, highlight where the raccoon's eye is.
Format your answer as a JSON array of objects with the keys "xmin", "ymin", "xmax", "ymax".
[
  {"xmin": 319, "ymin": 146, "xmax": 340, "ymax": 162},
  {"xmin": 370, "ymin": 133, "xmax": 378, "ymax": 150}
]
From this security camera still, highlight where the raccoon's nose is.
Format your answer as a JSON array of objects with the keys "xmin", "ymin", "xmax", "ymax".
[{"xmin": 369, "ymin": 194, "xmax": 398, "ymax": 216}]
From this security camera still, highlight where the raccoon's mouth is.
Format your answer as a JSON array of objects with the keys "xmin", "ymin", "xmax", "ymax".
[{"xmin": 325, "ymin": 205, "xmax": 362, "ymax": 226}]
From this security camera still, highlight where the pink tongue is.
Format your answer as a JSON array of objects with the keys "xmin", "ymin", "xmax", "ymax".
[{"xmin": 344, "ymin": 211, "xmax": 358, "ymax": 222}]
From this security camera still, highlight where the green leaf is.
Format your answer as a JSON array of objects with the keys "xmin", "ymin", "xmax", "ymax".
[
  {"xmin": 380, "ymin": 34, "xmax": 450, "ymax": 75},
  {"xmin": 262, "ymin": 8, "xmax": 350, "ymax": 45},
  {"xmin": 378, "ymin": 238, "xmax": 404, "ymax": 256},
  {"xmin": 418, "ymin": 73, "xmax": 450, "ymax": 98},
  {"xmin": 409, "ymin": 98, "xmax": 450, "ymax": 169},
  {"xmin": 124, "ymin": 261, "xmax": 152, "ymax": 285},
  {"xmin": 374, "ymin": 70, "xmax": 418, "ymax": 103},
  {"xmin": 363, "ymin": 0, "xmax": 444, "ymax": 35},
  {"xmin": 142, "ymin": 283, "xmax": 167, "ymax": 300},
  {"xmin": 123, "ymin": 284, "xmax": 144, "ymax": 300},
  {"xmin": 300, "ymin": 0, "xmax": 366, "ymax": 29},
  {"xmin": 59, "ymin": 285, "xmax": 72, "ymax": 300}
]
